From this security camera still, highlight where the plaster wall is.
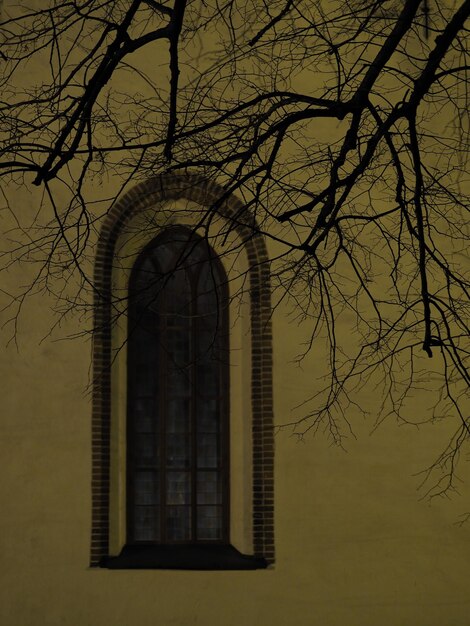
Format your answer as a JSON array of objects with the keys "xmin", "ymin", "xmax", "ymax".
[
  {"xmin": 1, "ymin": 1, "xmax": 469, "ymax": 624},
  {"xmin": 1, "ymin": 187, "xmax": 470, "ymax": 625}
]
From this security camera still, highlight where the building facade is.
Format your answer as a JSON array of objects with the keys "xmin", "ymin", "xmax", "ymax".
[{"xmin": 1, "ymin": 1, "xmax": 469, "ymax": 625}]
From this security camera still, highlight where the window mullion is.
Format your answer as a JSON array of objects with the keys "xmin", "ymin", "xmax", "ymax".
[
  {"xmin": 160, "ymin": 283, "xmax": 167, "ymax": 544},
  {"xmin": 221, "ymin": 298, "xmax": 230, "ymax": 544},
  {"xmin": 127, "ymin": 301, "xmax": 135, "ymax": 543},
  {"xmin": 190, "ymin": 266, "xmax": 198, "ymax": 543}
]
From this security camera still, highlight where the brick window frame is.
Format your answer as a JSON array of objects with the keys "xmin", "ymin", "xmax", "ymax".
[{"xmin": 90, "ymin": 174, "xmax": 274, "ymax": 567}]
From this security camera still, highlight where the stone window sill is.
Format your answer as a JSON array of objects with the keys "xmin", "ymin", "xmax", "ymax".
[{"xmin": 99, "ymin": 544, "xmax": 268, "ymax": 570}]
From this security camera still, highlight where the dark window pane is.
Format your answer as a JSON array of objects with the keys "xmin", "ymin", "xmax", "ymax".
[
  {"xmin": 131, "ymin": 324, "xmax": 157, "ymax": 356},
  {"xmin": 143, "ymin": 291, "xmax": 164, "ymax": 316},
  {"xmin": 197, "ymin": 362, "xmax": 219, "ymax": 396},
  {"xmin": 197, "ymin": 506, "xmax": 222, "ymax": 540},
  {"xmin": 166, "ymin": 433, "xmax": 191, "ymax": 469},
  {"xmin": 197, "ymin": 328, "xmax": 219, "ymax": 360},
  {"xmin": 197, "ymin": 471, "xmax": 222, "ymax": 505},
  {"xmin": 133, "ymin": 506, "xmax": 160, "ymax": 542},
  {"xmin": 196, "ymin": 263, "xmax": 218, "ymax": 316},
  {"xmin": 166, "ymin": 471, "xmax": 191, "ymax": 505},
  {"xmin": 134, "ymin": 471, "xmax": 159, "ymax": 505},
  {"xmin": 133, "ymin": 257, "xmax": 160, "ymax": 296},
  {"xmin": 166, "ymin": 329, "xmax": 191, "ymax": 395},
  {"xmin": 197, "ymin": 398, "xmax": 218, "ymax": 433},
  {"xmin": 167, "ymin": 367, "xmax": 191, "ymax": 395},
  {"xmin": 134, "ymin": 432, "xmax": 159, "ymax": 465},
  {"xmin": 134, "ymin": 306, "xmax": 159, "ymax": 330},
  {"xmin": 165, "ymin": 329, "xmax": 191, "ymax": 366},
  {"xmin": 132, "ymin": 397, "xmax": 156, "ymax": 433},
  {"xmin": 165, "ymin": 269, "xmax": 191, "ymax": 326},
  {"xmin": 134, "ymin": 363, "xmax": 157, "ymax": 397},
  {"xmin": 197, "ymin": 433, "xmax": 218, "ymax": 468},
  {"xmin": 155, "ymin": 242, "xmax": 176, "ymax": 274},
  {"xmin": 128, "ymin": 228, "xmax": 229, "ymax": 547},
  {"xmin": 166, "ymin": 506, "xmax": 191, "ymax": 541},
  {"xmin": 167, "ymin": 397, "xmax": 190, "ymax": 433}
]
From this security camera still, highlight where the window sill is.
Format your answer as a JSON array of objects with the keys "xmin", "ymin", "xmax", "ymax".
[{"xmin": 99, "ymin": 544, "xmax": 268, "ymax": 570}]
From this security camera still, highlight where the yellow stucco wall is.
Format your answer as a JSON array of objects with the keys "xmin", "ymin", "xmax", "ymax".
[
  {"xmin": 1, "ymin": 183, "xmax": 470, "ymax": 625},
  {"xmin": 1, "ymin": 1, "xmax": 469, "ymax": 624}
]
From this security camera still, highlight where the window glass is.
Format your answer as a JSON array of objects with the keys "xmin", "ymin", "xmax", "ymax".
[{"xmin": 127, "ymin": 228, "xmax": 228, "ymax": 544}]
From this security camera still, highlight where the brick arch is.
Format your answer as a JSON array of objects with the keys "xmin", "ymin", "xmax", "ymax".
[{"xmin": 90, "ymin": 174, "xmax": 274, "ymax": 566}]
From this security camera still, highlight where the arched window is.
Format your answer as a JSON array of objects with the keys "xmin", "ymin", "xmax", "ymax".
[
  {"xmin": 127, "ymin": 227, "xmax": 229, "ymax": 546},
  {"xmin": 91, "ymin": 174, "xmax": 274, "ymax": 570}
]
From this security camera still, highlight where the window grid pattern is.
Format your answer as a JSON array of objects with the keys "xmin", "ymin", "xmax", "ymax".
[
  {"xmin": 91, "ymin": 174, "xmax": 274, "ymax": 567},
  {"xmin": 127, "ymin": 229, "xmax": 229, "ymax": 545}
]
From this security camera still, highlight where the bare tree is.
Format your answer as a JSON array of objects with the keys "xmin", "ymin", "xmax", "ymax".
[{"xmin": 1, "ymin": 0, "xmax": 469, "ymax": 496}]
